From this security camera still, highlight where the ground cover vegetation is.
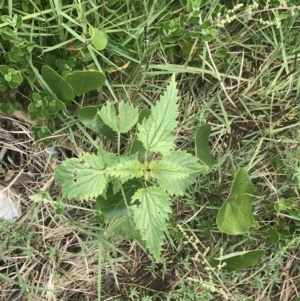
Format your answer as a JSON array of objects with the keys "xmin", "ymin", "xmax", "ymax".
[{"xmin": 0, "ymin": 0, "xmax": 300, "ymax": 300}]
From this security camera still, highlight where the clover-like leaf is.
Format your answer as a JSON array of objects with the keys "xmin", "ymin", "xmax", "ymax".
[
  {"xmin": 54, "ymin": 153, "xmax": 109, "ymax": 200},
  {"xmin": 216, "ymin": 168, "xmax": 256, "ymax": 235},
  {"xmin": 98, "ymin": 100, "xmax": 138, "ymax": 133},
  {"xmin": 137, "ymin": 74, "xmax": 179, "ymax": 155},
  {"xmin": 131, "ymin": 186, "xmax": 171, "ymax": 262}
]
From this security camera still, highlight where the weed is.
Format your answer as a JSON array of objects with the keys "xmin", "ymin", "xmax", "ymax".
[{"xmin": 1, "ymin": 0, "xmax": 300, "ymax": 300}]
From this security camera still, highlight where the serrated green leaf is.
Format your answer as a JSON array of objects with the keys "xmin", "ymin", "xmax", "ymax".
[
  {"xmin": 105, "ymin": 155, "xmax": 145, "ymax": 182},
  {"xmin": 98, "ymin": 100, "xmax": 138, "ymax": 133},
  {"xmin": 137, "ymin": 74, "xmax": 179, "ymax": 155},
  {"xmin": 216, "ymin": 168, "xmax": 256, "ymax": 235},
  {"xmin": 130, "ymin": 109, "xmax": 151, "ymax": 160},
  {"xmin": 149, "ymin": 150, "xmax": 202, "ymax": 195},
  {"xmin": 131, "ymin": 186, "xmax": 171, "ymax": 262},
  {"xmin": 210, "ymin": 249, "xmax": 265, "ymax": 271},
  {"xmin": 97, "ymin": 145, "xmax": 113, "ymax": 165},
  {"xmin": 54, "ymin": 153, "xmax": 109, "ymax": 200}
]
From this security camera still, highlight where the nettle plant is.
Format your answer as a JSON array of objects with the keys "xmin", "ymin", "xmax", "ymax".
[
  {"xmin": 55, "ymin": 75, "xmax": 207, "ymax": 261},
  {"xmin": 55, "ymin": 75, "xmax": 265, "ymax": 265}
]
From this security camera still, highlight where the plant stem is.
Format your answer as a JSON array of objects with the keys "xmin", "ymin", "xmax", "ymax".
[
  {"xmin": 117, "ymin": 131, "xmax": 121, "ymax": 161},
  {"xmin": 120, "ymin": 181, "xmax": 131, "ymax": 217}
]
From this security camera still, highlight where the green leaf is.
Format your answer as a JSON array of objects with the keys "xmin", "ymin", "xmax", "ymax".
[
  {"xmin": 54, "ymin": 153, "xmax": 109, "ymax": 200},
  {"xmin": 1, "ymin": 28, "xmax": 15, "ymax": 40},
  {"xmin": 149, "ymin": 150, "xmax": 202, "ymax": 195},
  {"xmin": 201, "ymin": 34, "xmax": 212, "ymax": 42},
  {"xmin": 137, "ymin": 74, "xmax": 179, "ymax": 155},
  {"xmin": 15, "ymin": 15, "xmax": 23, "ymax": 29},
  {"xmin": 107, "ymin": 216, "xmax": 141, "ymax": 240},
  {"xmin": 22, "ymin": 2, "xmax": 29, "ymax": 11},
  {"xmin": 195, "ymin": 124, "xmax": 217, "ymax": 172},
  {"xmin": 186, "ymin": 0, "xmax": 193, "ymax": 12},
  {"xmin": 41, "ymin": 65, "xmax": 74, "ymax": 101},
  {"xmin": 210, "ymin": 250, "xmax": 265, "ymax": 271},
  {"xmin": 78, "ymin": 106, "xmax": 116, "ymax": 140},
  {"xmin": 192, "ymin": 0, "xmax": 202, "ymax": 10},
  {"xmin": 266, "ymin": 227, "xmax": 280, "ymax": 244},
  {"xmin": 201, "ymin": 19, "xmax": 211, "ymax": 30},
  {"xmin": 31, "ymin": 125, "xmax": 51, "ymax": 143},
  {"xmin": 209, "ymin": 28, "xmax": 219, "ymax": 37},
  {"xmin": 97, "ymin": 179, "xmax": 143, "ymax": 220},
  {"xmin": 138, "ymin": 108, "xmax": 152, "ymax": 122},
  {"xmin": 98, "ymin": 100, "xmax": 139, "ymax": 133},
  {"xmin": 7, "ymin": 52, "xmax": 21, "ymax": 62},
  {"xmin": 65, "ymin": 71, "xmax": 106, "ymax": 96},
  {"xmin": 216, "ymin": 168, "xmax": 256, "ymax": 235},
  {"xmin": 130, "ymin": 109, "xmax": 151, "ymax": 159},
  {"xmin": 288, "ymin": 208, "xmax": 299, "ymax": 217},
  {"xmin": 131, "ymin": 186, "xmax": 171, "ymax": 262},
  {"xmin": 274, "ymin": 198, "xmax": 293, "ymax": 212},
  {"xmin": 1, "ymin": 15, "xmax": 11, "ymax": 23},
  {"xmin": 89, "ymin": 28, "xmax": 108, "ymax": 50},
  {"xmin": 98, "ymin": 143, "xmax": 114, "ymax": 164},
  {"xmin": 105, "ymin": 155, "xmax": 145, "ymax": 182},
  {"xmin": 4, "ymin": 73, "xmax": 12, "ymax": 81}
]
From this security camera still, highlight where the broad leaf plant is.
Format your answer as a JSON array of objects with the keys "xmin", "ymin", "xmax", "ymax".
[{"xmin": 55, "ymin": 75, "xmax": 206, "ymax": 261}]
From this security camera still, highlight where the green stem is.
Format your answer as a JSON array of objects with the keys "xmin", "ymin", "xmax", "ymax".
[
  {"xmin": 117, "ymin": 131, "xmax": 121, "ymax": 162},
  {"xmin": 120, "ymin": 181, "xmax": 131, "ymax": 216}
]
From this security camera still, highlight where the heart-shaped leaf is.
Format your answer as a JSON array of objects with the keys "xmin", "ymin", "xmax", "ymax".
[
  {"xmin": 41, "ymin": 65, "xmax": 74, "ymax": 101},
  {"xmin": 195, "ymin": 124, "xmax": 217, "ymax": 172},
  {"xmin": 89, "ymin": 28, "xmax": 108, "ymax": 50},
  {"xmin": 66, "ymin": 71, "xmax": 106, "ymax": 96},
  {"xmin": 210, "ymin": 249, "xmax": 265, "ymax": 271},
  {"xmin": 216, "ymin": 168, "xmax": 256, "ymax": 235}
]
